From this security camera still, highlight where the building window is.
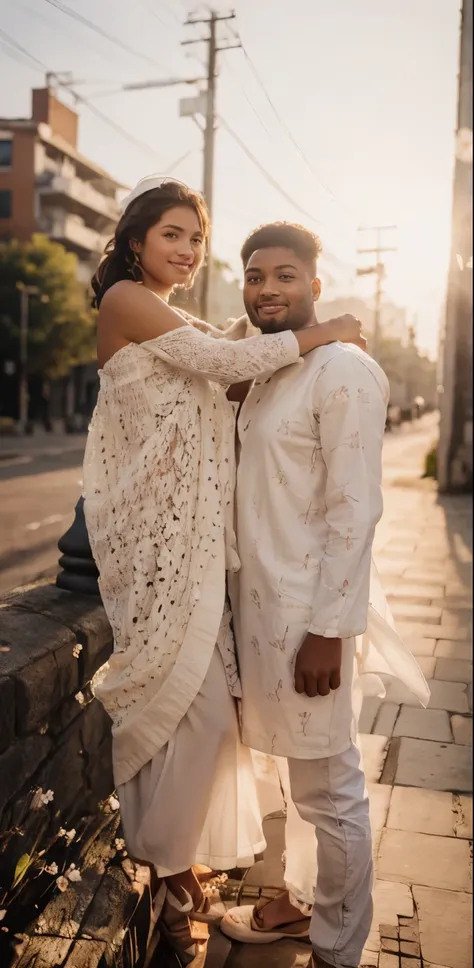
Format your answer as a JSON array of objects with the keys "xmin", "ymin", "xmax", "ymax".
[
  {"xmin": 0, "ymin": 139, "xmax": 13, "ymax": 168},
  {"xmin": 0, "ymin": 190, "xmax": 12, "ymax": 218}
]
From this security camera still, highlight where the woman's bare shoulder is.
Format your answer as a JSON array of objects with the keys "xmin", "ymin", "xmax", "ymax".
[{"xmin": 100, "ymin": 280, "xmax": 152, "ymax": 314}]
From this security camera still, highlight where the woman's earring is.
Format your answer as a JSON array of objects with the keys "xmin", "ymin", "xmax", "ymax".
[{"xmin": 127, "ymin": 248, "xmax": 143, "ymax": 281}]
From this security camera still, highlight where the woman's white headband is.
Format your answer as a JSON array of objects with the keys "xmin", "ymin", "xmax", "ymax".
[{"xmin": 120, "ymin": 175, "xmax": 190, "ymax": 214}]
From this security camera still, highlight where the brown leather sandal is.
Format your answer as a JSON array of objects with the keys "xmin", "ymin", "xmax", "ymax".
[
  {"xmin": 159, "ymin": 889, "xmax": 209, "ymax": 966},
  {"xmin": 220, "ymin": 892, "xmax": 311, "ymax": 944}
]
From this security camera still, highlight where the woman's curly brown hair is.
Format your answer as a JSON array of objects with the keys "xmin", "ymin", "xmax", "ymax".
[{"xmin": 91, "ymin": 179, "xmax": 210, "ymax": 308}]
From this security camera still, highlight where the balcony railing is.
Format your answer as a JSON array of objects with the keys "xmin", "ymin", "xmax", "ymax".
[{"xmin": 39, "ymin": 174, "xmax": 120, "ymax": 222}]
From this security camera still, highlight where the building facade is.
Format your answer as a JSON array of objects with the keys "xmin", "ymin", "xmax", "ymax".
[
  {"xmin": 0, "ymin": 87, "xmax": 124, "ymax": 283},
  {"xmin": 0, "ymin": 87, "xmax": 124, "ymax": 430}
]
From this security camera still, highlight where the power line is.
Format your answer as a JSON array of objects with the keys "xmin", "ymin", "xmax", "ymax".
[
  {"xmin": 0, "ymin": 27, "xmax": 171, "ymax": 166},
  {"xmin": 221, "ymin": 53, "xmax": 275, "ymax": 143},
  {"xmin": 0, "ymin": 27, "xmax": 46, "ymax": 70},
  {"xmin": 219, "ymin": 117, "xmax": 350, "ymax": 270},
  {"xmin": 239, "ymin": 41, "xmax": 356, "ymax": 223},
  {"xmin": 0, "ymin": 39, "xmax": 44, "ymax": 74},
  {"xmin": 42, "ymin": 0, "xmax": 164, "ymax": 69}
]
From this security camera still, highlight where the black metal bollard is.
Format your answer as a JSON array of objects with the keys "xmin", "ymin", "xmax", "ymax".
[{"xmin": 56, "ymin": 496, "xmax": 100, "ymax": 596}]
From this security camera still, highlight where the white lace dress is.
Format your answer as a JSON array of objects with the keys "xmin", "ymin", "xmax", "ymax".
[{"xmin": 82, "ymin": 320, "xmax": 300, "ymax": 788}]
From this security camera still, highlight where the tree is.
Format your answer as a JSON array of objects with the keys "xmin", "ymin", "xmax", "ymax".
[{"xmin": 0, "ymin": 234, "xmax": 95, "ymax": 380}]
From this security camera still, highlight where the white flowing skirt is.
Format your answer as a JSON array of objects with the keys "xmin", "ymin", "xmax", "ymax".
[{"xmin": 117, "ymin": 647, "xmax": 266, "ymax": 876}]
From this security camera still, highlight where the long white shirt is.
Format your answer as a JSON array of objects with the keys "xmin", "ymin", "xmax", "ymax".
[{"xmin": 232, "ymin": 340, "xmax": 429, "ymax": 759}]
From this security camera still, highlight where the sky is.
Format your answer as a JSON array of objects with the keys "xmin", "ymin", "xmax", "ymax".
[{"xmin": 0, "ymin": 0, "xmax": 462, "ymax": 357}]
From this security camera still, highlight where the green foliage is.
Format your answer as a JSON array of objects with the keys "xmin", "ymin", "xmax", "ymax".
[
  {"xmin": 423, "ymin": 445, "xmax": 438, "ymax": 479},
  {"xmin": 0, "ymin": 234, "xmax": 95, "ymax": 378}
]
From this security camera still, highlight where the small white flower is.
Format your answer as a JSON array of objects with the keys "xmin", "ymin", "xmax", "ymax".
[
  {"xmin": 44, "ymin": 862, "xmax": 58, "ymax": 876},
  {"xmin": 109, "ymin": 796, "xmax": 120, "ymax": 811},
  {"xmin": 0, "ymin": 910, "xmax": 6, "ymax": 922},
  {"xmin": 56, "ymin": 876, "xmax": 69, "ymax": 893},
  {"xmin": 58, "ymin": 827, "xmax": 76, "ymax": 843},
  {"xmin": 31, "ymin": 787, "xmax": 54, "ymax": 810},
  {"xmin": 72, "ymin": 644, "xmax": 83, "ymax": 659},
  {"xmin": 114, "ymin": 838, "xmax": 126, "ymax": 851},
  {"xmin": 75, "ymin": 691, "xmax": 85, "ymax": 705},
  {"xmin": 66, "ymin": 865, "xmax": 81, "ymax": 883}
]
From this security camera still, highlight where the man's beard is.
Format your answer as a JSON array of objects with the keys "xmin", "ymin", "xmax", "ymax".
[{"xmin": 245, "ymin": 301, "xmax": 316, "ymax": 334}]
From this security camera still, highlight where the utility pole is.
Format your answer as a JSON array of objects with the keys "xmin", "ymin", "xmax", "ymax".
[
  {"xmin": 356, "ymin": 225, "xmax": 397, "ymax": 359},
  {"xmin": 183, "ymin": 10, "xmax": 241, "ymax": 319},
  {"xmin": 438, "ymin": 0, "xmax": 472, "ymax": 492},
  {"xmin": 16, "ymin": 283, "xmax": 48, "ymax": 434}
]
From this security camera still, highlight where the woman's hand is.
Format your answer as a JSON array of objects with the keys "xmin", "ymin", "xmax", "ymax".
[{"xmin": 326, "ymin": 314, "xmax": 367, "ymax": 352}]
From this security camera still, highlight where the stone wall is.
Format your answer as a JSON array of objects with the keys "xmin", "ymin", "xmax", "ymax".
[{"xmin": 0, "ymin": 581, "xmax": 152, "ymax": 967}]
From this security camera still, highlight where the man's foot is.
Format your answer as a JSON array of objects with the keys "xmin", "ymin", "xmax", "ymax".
[
  {"xmin": 220, "ymin": 891, "xmax": 311, "ymax": 944},
  {"xmin": 253, "ymin": 891, "xmax": 309, "ymax": 931}
]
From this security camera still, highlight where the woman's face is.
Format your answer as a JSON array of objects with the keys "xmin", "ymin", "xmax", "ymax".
[{"xmin": 137, "ymin": 205, "xmax": 205, "ymax": 289}]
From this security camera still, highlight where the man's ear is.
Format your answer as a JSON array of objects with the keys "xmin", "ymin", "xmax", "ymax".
[{"xmin": 312, "ymin": 277, "xmax": 322, "ymax": 302}]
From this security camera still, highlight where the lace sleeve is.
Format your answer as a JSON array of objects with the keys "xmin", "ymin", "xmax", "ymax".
[{"xmin": 142, "ymin": 325, "xmax": 300, "ymax": 385}]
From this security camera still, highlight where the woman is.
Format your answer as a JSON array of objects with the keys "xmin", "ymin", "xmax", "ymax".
[{"xmin": 83, "ymin": 174, "xmax": 365, "ymax": 962}]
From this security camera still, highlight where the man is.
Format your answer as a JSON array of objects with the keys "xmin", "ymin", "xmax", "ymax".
[{"xmin": 221, "ymin": 222, "xmax": 428, "ymax": 967}]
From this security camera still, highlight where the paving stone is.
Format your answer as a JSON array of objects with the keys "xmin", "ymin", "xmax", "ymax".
[
  {"xmin": 453, "ymin": 795, "xmax": 473, "ymax": 839},
  {"xmin": 451, "ymin": 715, "xmax": 472, "ymax": 746},
  {"xmin": 398, "ymin": 624, "xmax": 469, "ymax": 642},
  {"xmin": 377, "ymin": 828, "xmax": 471, "ymax": 891},
  {"xmin": 364, "ymin": 879, "xmax": 413, "ymax": 955},
  {"xmin": 441, "ymin": 610, "xmax": 472, "ymax": 631},
  {"xmin": 222, "ymin": 936, "xmax": 311, "ymax": 966},
  {"xmin": 380, "ymin": 925, "xmax": 399, "ymax": 940},
  {"xmin": 400, "ymin": 941, "xmax": 420, "ymax": 958},
  {"xmin": 387, "ymin": 787, "xmax": 456, "ymax": 837},
  {"xmin": 368, "ymin": 782, "xmax": 392, "ymax": 855},
  {"xmin": 378, "ymin": 954, "xmax": 401, "ymax": 968},
  {"xmin": 404, "ymin": 569, "xmax": 452, "ymax": 583},
  {"xmin": 435, "ymin": 640, "xmax": 472, "ymax": 661},
  {"xmin": 359, "ymin": 696, "xmax": 382, "ymax": 733},
  {"xmin": 385, "ymin": 584, "xmax": 444, "ymax": 600},
  {"xmin": 381, "ymin": 938, "xmax": 400, "ymax": 954},
  {"xmin": 434, "ymin": 659, "xmax": 472, "ymax": 684},
  {"xmin": 399, "ymin": 926, "xmax": 419, "ymax": 943},
  {"xmin": 393, "ymin": 708, "xmax": 453, "ymax": 742},
  {"xmin": 446, "ymin": 581, "xmax": 472, "ymax": 597},
  {"xmin": 412, "ymin": 656, "xmax": 436, "ymax": 678},
  {"xmin": 391, "ymin": 603, "xmax": 442, "ymax": 623},
  {"xmin": 360, "ymin": 734, "xmax": 388, "ymax": 782},
  {"xmin": 414, "ymin": 886, "xmax": 472, "ymax": 968},
  {"xmin": 427, "ymin": 680, "xmax": 469, "ymax": 713},
  {"xmin": 374, "ymin": 703, "xmax": 400, "ymax": 737},
  {"xmin": 395, "ymin": 738, "xmax": 472, "ymax": 791}
]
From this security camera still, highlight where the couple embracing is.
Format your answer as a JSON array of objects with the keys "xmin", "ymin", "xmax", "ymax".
[{"xmin": 83, "ymin": 175, "xmax": 428, "ymax": 968}]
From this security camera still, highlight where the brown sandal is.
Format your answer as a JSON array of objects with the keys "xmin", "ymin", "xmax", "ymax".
[
  {"xmin": 159, "ymin": 889, "xmax": 209, "ymax": 965},
  {"xmin": 220, "ymin": 892, "xmax": 311, "ymax": 944}
]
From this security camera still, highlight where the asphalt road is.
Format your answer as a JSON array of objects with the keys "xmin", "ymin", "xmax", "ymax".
[{"xmin": 0, "ymin": 415, "xmax": 439, "ymax": 597}]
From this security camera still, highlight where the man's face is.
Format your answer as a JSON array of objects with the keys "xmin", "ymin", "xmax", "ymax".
[{"xmin": 243, "ymin": 247, "xmax": 321, "ymax": 333}]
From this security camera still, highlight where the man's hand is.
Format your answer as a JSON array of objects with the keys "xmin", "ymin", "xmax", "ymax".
[{"xmin": 294, "ymin": 633, "xmax": 342, "ymax": 698}]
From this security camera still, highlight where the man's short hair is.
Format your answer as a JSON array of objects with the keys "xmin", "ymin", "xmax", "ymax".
[{"xmin": 240, "ymin": 222, "xmax": 322, "ymax": 274}]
